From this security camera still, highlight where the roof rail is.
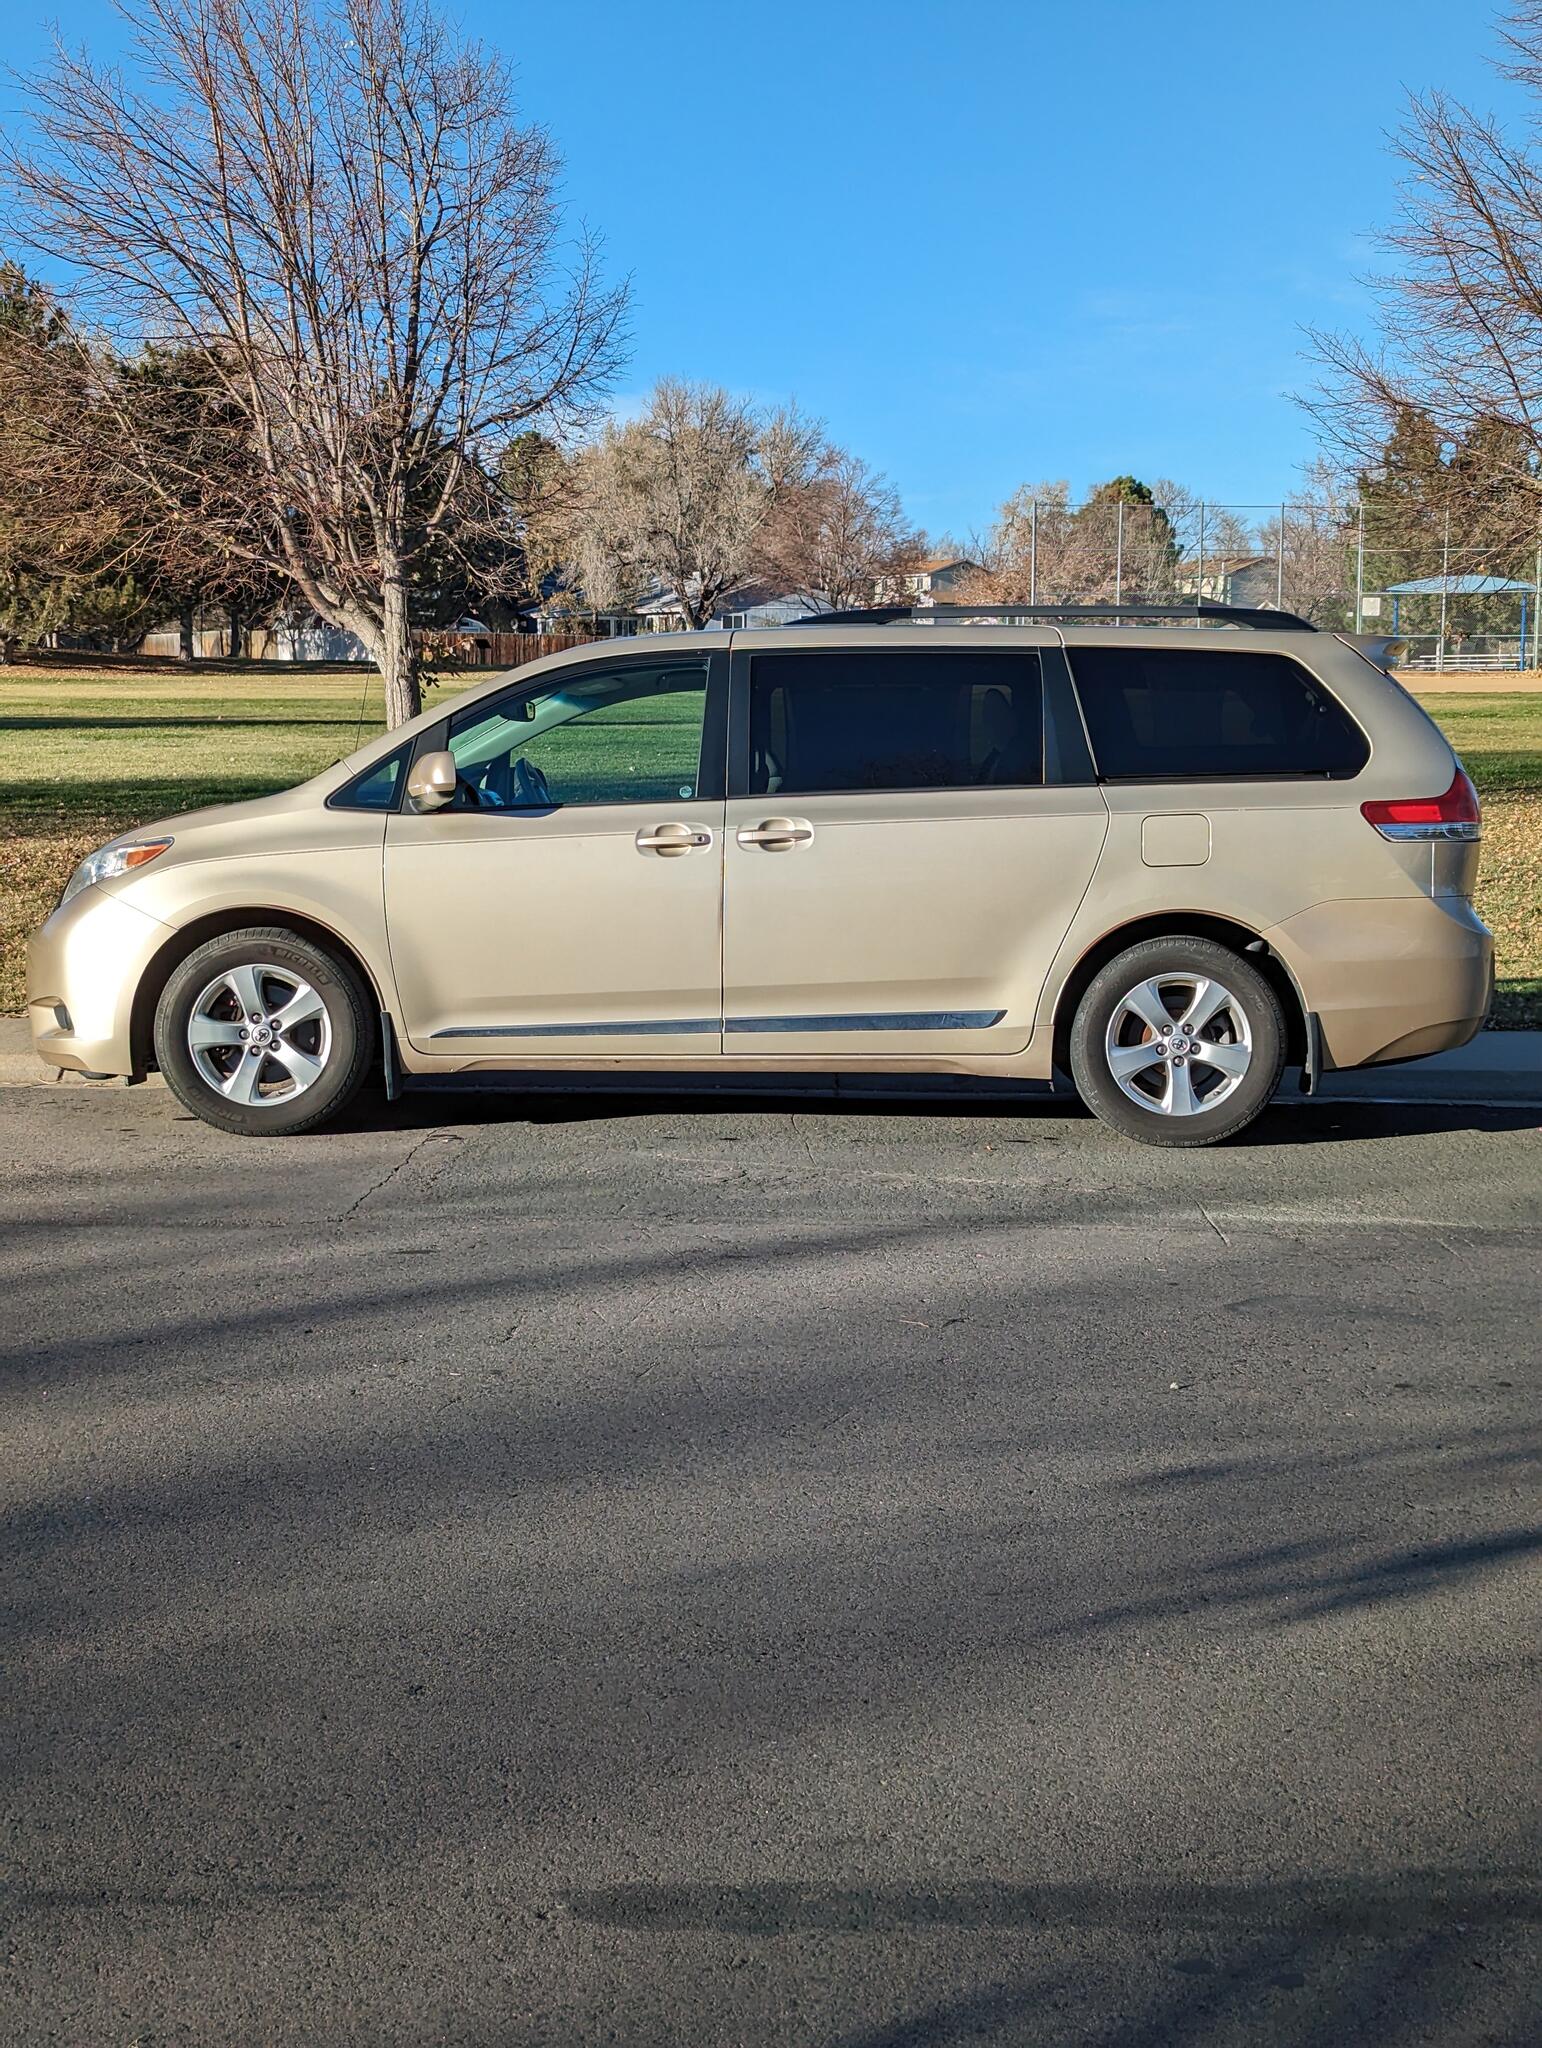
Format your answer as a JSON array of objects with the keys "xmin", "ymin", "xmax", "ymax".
[{"xmin": 787, "ymin": 601, "xmax": 1317, "ymax": 633}]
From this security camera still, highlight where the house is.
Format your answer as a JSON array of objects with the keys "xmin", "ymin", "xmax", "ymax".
[
  {"xmin": 1174, "ymin": 555, "xmax": 1278, "ymax": 606},
  {"xmin": 535, "ymin": 578, "xmax": 828, "ymax": 636},
  {"xmin": 708, "ymin": 582, "xmax": 825, "ymax": 629},
  {"xmin": 635, "ymin": 579, "xmax": 829, "ymax": 632},
  {"xmin": 889, "ymin": 555, "xmax": 980, "ymax": 603},
  {"xmin": 528, "ymin": 604, "xmax": 641, "ymax": 637}
]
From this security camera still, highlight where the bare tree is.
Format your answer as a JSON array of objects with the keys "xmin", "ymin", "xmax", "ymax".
[
  {"xmin": 1255, "ymin": 460, "xmax": 1356, "ymax": 626},
  {"xmin": 952, "ymin": 482, "xmax": 1077, "ymax": 603},
  {"xmin": 0, "ymin": 261, "xmax": 171, "ymax": 659},
  {"xmin": 1307, "ymin": 2, "xmax": 1542, "ymax": 520},
  {"xmin": 956, "ymin": 479, "xmax": 1182, "ymax": 605},
  {"xmin": 3, "ymin": 0, "xmax": 626, "ymax": 724},
  {"xmin": 568, "ymin": 379, "xmax": 822, "ymax": 628},
  {"xmin": 759, "ymin": 447, "xmax": 922, "ymax": 611},
  {"xmin": 1145, "ymin": 482, "xmax": 1253, "ymax": 584},
  {"xmin": 498, "ymin": 429, "xmax": 580, "ymax": 605}
]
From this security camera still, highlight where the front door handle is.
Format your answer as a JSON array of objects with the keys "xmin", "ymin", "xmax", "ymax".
[
  {"xmin": 635, "ymin": 821, "xmax": 713, "ymax": 857},
  {"xmin": 736, "ymin": 817, "xmax": 814, "ymax": 851}
]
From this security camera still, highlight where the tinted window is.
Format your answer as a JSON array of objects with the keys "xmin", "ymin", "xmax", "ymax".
[
  {"xmin": 749, "ymin": 649, "xmax": 1042, "ymax": 797},
  {"xmin": 330, "ymin": 744, "xmax": 407, "ymax": 811},
  {"xmin": 1068, "ymin": 647, "xmax": 1368, "ymax": 781},
  {"xmin": 448, "ymin": 663, "xmax": 708, "ymax": 809},
  {"xmin": 1043, "ymin": 648, "xmax": 1098, "ymax": 784}
]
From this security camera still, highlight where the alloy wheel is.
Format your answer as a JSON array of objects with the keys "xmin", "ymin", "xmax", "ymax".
[
  {"xmin": 187, "ymin": 962, "xmax": 332, "ymax": 1106},
  {"xmin": 1104, "ymin": 972, "xmax": 1254, "ymax": 1117}
]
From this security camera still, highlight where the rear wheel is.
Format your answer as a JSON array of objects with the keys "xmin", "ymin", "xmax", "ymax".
[
  {"xmin": 154, "ymin": 926, "xmax": 375, "ymax": 1136},
  {"xmin": 1069, "ymin": 936, "xmax": 1286, "ymax": 1148}
]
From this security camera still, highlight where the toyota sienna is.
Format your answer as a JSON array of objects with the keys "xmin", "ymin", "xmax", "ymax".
[{"xmin": 27, "ymin": 604, "xmax": 1493, "ymax": 1147}]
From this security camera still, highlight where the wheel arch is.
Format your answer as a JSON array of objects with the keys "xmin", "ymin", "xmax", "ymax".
[
  {"xmin": 1048, "ymin": 912, "xmax": 1310, "ymax": 1077},
  {"xmin": 130, "ymin": 909, "xmax": 387, "ymax": 1074}
]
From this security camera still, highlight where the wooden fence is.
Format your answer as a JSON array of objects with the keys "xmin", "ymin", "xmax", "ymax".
[{"xmin": 469, "ymin": 630, "xmax": 597, "ymax": 668}]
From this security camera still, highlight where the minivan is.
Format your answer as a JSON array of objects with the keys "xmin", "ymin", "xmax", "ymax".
[{"xmin": 27, "ymin": 604, "xmax": 1492, "ymax": 1147}]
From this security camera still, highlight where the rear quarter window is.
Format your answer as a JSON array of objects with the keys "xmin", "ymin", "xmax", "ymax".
[{"xmin": 1066, "ymin": 647, "xmax": 1368, "ymax": 781}]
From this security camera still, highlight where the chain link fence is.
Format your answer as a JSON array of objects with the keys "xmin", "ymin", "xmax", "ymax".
[{"xmin": 958, "ymin": 494, "xmax": 1542, "ymax": 672}]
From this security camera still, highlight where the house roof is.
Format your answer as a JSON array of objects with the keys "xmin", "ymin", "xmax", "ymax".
[
  {"xmin": 635, "ymin": 581, "xmax": 815, "ymax": 616},
  {"xmin": 914, "ymin": 555, "xmax": 977, "ymax": 574},
  {"xmin": 713, "ymin": 581, "xmax": 816, "ymax": 612}
]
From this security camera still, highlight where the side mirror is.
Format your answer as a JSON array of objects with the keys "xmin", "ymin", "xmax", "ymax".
[{"xmin": 406, "ymin": 750, "xmax": 458, "ymax": 812}]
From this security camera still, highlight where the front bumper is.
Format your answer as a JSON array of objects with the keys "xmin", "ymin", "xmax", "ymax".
[{"xmin": 27, "ymin": 887, "xmax": 174, "ymax": 1078}]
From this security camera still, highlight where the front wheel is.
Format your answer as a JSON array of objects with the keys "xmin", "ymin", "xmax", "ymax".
[
  {"xmin": 154, "ymin": 926, "xmax": 375, "ymax": 1136},
  {"xmin": 1069, "ymin": 937, "xmax": 1287, "ymax": 1148}
]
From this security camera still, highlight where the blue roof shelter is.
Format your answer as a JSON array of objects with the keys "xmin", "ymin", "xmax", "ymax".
[{"xmin": 1382, "ymin": 574, "xmax": 1538, "ymax": 665}]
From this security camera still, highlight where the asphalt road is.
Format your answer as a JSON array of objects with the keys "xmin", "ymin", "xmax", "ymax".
[{"xmin": 3, "ymin": 1079, "xmax": 1540, "ymax": 2047}]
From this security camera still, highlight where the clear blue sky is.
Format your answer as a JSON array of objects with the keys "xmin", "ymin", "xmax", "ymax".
[{"xmin": 6, "ymin": 1, "xmax": 1527, "ymax": 537}]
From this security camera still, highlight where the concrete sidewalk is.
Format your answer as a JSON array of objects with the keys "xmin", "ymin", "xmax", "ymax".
[
  {"xmin": 1315, "ymin": 1027, "xmax": 1542, "ymax": 1106},
  {"xmin": 2, "ymin": 1015, "xmax": 1537, "ymax": 1106}
]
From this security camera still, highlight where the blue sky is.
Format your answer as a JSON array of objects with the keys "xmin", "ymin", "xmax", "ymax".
[{"xmin": 6, "ymin": 1, "xmax": 1526, "ymax": 536}]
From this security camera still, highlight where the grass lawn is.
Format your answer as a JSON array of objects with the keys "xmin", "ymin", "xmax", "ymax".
[
  {"xmin": 2, "ymin": 664, "xmax": 1538, "ymax": 1024},
  {"xmin": 1418, "ymin": 692, "xmax": 1541, "ymax": 1027},
  {"xmin": 0, "ymin": 666, "xmax": 476, "ymax": 1015}
]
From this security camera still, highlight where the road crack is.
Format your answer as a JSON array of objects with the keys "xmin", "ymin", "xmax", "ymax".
[
  {"xmin": 1199, "ymin": 1205, "xmax": 1231, "ymax": 1245},
  {"xmin": 335, "ymin": 1132, "xmax": 460, "ymax": 1221}
]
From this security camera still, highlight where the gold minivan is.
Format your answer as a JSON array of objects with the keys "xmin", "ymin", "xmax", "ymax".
[{"xmin": 27, "ymin": 607, "xmax": 1493, "ymax": 1146}]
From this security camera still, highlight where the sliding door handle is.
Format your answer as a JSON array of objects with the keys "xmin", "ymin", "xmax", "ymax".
[{"xmin": 736, "ymin": 817, "xmax": 814, "ymax": 851}]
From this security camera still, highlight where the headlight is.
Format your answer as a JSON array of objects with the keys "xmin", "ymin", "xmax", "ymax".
[{"xmin": 59, "ymin": 837, "xmax": 175, "ymax": 909}]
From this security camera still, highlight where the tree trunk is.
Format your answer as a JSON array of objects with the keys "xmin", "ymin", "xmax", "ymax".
[
  {"xmin": 377, "ymin": 574, "xmax": 420, "ymax": 727},
  {"xmin": 178, "ymin": 599, "xmax": 196, "ymax": 664},
  {"xmin": 228, "ymin": 608, "xmax": 245, "ymax": 660}
]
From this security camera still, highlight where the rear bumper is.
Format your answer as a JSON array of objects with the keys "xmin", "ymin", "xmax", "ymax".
[
  {"xmin": 1265, "ymin": 895, "xmax": 1494, "ymax": 1072},
  {"xmin": 26, "ymin": 887, "xmax": 172, "ymax": 1078}
]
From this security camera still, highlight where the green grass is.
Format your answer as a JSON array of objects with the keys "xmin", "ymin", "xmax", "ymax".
[
  {"xmin": 0, "ymin": 666, "xmax": 449, "ymax": 1014},
  {"xmin": 1, "ymin": 670, "xmax": 408, "ymax": 825},
  {"xmin": 1420, "ymin": 693, "xmax": 1542, "ymax": 1028},
  {"xmin": 455, "ymin": 690, "xmax": 706, "ymax": 808},
  {"xmin": 2, "ymin": 665, "xmax": 1538, "ymax": 1024}
]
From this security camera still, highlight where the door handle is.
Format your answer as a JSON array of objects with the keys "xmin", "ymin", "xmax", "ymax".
[
  {"xmin": 736, "ymin": 817, "xmax": 814, "ymax": 851},
  {"xmin": 635, "ymin": 821, "xmax": 712, "ymax": 857}
]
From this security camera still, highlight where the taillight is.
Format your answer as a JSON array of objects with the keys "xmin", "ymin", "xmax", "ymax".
[{"xmin": 1360, "ymin": 766, "xmax": 1481, "ymax": 841}]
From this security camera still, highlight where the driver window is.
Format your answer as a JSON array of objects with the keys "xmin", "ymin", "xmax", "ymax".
[
  {"xmin": 446, "ymin": 662, "xmax": 709, "ymax": 810},
  {"xmin": 444, "ymin": 659, "xmax": 708, "ymax": 811}
]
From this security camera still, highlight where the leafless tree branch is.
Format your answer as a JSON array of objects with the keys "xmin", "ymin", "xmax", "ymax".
[{"xmin": 2, "ymin": 0, "xmax": 628, "ymax": 722}]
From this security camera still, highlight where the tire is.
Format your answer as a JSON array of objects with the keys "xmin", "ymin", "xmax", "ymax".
[
  {"xmin": 154, "ymin": 926, "xmax": 376, "ymax": 1136},
  {"xmin": 1069, "ymin": 935, "xmax": 1287, "ymax": 1149}
]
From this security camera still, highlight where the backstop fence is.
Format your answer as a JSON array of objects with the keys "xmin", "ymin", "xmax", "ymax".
[{"xmin": 962, "ymin": 495, "xmax": 1542, "ymax": 671}]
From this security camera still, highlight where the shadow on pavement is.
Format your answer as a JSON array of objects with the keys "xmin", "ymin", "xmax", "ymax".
[
  {"xmin": 563, "ymin": 1869, "xmax": 1542, "ymax": 1937},
  {"xmin": 327, "ymin": 1079, "xmax": 1540, "ymax": 1147}
]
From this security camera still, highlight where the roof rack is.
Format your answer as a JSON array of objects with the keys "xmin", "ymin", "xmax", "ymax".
[{"xmin": 786, "ymin": 601, "xmax": 1316, "ymax": 632}]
